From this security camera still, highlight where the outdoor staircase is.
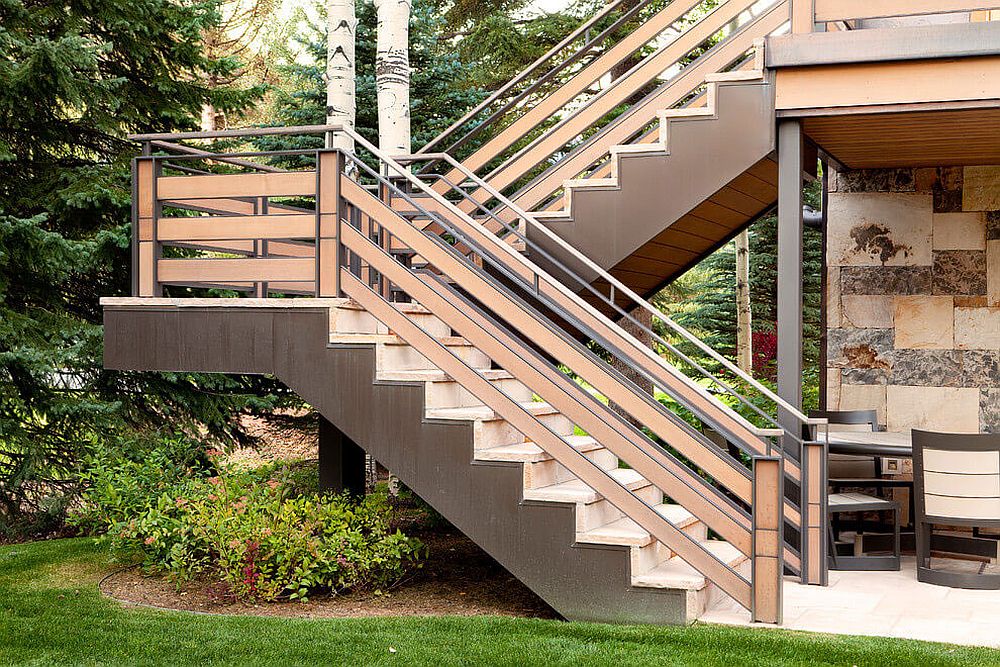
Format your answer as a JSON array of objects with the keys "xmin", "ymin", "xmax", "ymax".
[
  {"xmin": 524, "ymin": 71, "xmax": 778, "ymax": 303},
  {"xmin": 110, "ymin": 0, "xmax": 827, "ymax": 627},
  {"xmin": 329, "ymin": 301, "xmax": 750, "ymax": 622}
]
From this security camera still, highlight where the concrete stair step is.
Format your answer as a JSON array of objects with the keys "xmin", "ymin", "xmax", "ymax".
[
  {"xmin": 524, "ymin": 467, "xmax": 649, "ymax": 504},
  {"xmin": 632, "ymin": 540, "xmax": 746, "ymax": 591},
  {"xmin": 578, "ymin": 503, "xmax": 699, "ymax": 547},
  {"xmin": 378, "ymin": 368, "xmax": 514, "ymax": 383},
  {"xmin": 426, "ymin": 400, "xmax": 559, "ymax": 422},
  {"xmin": 475, "ymin": 435, "xmax": 602, "ymax": 463}
]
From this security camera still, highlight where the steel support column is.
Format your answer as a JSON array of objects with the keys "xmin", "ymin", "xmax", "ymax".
[{"xmin": 777, "ymin": 120, "xmax": 804, "ymax": 442}]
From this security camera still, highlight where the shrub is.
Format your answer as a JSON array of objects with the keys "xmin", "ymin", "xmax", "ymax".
[{"xmin": 71, "ymin": 445, "xmax": 424, "ymax": 601}]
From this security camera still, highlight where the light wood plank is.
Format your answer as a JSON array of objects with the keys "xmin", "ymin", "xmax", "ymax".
[
  {"xmin": 157, "ymin": 214, "xmax": 316, "ymax": 241},
  {"xmin": 157, "ymin": 258, "xmax": 314, "ymax": 283},
  {"xmin": 157, "ymin": 172, "xmax": 316, "ymax": 200}
]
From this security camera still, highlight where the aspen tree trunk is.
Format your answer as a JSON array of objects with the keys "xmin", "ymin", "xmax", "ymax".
[
  {"xmin": 735, "ymin": 229, "xmax": 753, "ymax": 372},
  {"xmin": 374, "ymin": 0, "xmax": 412, "ymax": 159},
  {"xmin": 326, "ymin": 0, "xmax": 357, "ymax": 152}
]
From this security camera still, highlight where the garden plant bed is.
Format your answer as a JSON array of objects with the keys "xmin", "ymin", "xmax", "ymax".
[{"xmin": 100, "ymin": 528, "xmax": 558, "ymax": 620}]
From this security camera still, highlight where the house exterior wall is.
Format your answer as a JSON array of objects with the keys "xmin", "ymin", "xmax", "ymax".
[{"xmin": 825, "ymin": 166, "xmax": 1000, "ymax": 433}]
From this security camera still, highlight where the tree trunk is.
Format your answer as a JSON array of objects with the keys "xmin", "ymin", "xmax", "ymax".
[
  {"xmin": 326, "ymin": 0, "xmax": 357, "ymax": 152},
  {"xmin": 374, "ymin": 0, "xmax": 412, "ymax": 159},
  {"xmin": 735, "ymin": 229, "xmax": 753, "ymax": 372}
]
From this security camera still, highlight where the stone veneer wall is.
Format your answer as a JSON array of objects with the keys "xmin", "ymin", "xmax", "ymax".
[{"xmin": 826, "ymin": 166, "xmax": 1000, "ymax": 433}]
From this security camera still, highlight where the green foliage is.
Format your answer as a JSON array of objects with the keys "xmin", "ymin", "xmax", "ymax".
[
  {"xmin": 257, "ymin": 0, "xmax": 489, "ymax": 159},
  {"xmin": 671, "ymin": 177, "xmax": 825, "ymax": 376},
  {"xmin": 0, "ymin": 0, "xmax": 288, "ymax": 538},
  {"xmin": 71, "ymin": 446, "xmax": 423, "ymax": 602}
]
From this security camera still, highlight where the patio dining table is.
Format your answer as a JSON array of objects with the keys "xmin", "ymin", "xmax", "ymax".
[{"xmin": 819, "ymin": 430, "xmax": 913, "ymax": 458}]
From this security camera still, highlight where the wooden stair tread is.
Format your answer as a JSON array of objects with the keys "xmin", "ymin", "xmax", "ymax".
[
  {"xmin": 475, "ymin": 435, "xmax": 602, "ymax": 463},
  {"xmin": 524, "ymin": 468, "xmax": 648, "ymax": 504},
  {"xmin": 426, "ymin": 401, "xmax": 557, "ymax": 422},
  {"xmin": 632, "ymin": 541, "xmax": 745, "ymax": 591}
]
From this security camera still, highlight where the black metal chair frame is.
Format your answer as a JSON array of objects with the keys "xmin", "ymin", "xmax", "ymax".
[
  {"xmin": 808, "ymin": 410, "xmax": 906, "ymax": 570},
  {"xmin": 913, "ymin": 430, "xmax": 1000, "ymax": 590}
]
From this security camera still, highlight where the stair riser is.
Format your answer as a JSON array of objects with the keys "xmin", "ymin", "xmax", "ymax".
[
  {"xmin": 473, "ymin": 413, "xmax": 575, "ymax": 450},
  {"xmin": 523, "ymin": 448, "xmax": 618, "ymax": 489},
  {"xmin": 377, "ymin": 342, "xmax": 491, "ymax": 372},
  {"xmin": 424, "ymin": 377, "xmax": 533, "ymax": 410},
  {"xmin": 574, "ymin": 483, "xmax": 662, "ymax": 533},
  {"xmin": 629, "ymin": 520, "xmax": 710, "ymax": 575}
]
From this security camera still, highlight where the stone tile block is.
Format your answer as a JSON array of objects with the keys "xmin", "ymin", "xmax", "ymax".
[
  {"xmin": 955, "ymin": 296, "xmax": 988, "ymax": 308},
  {"xmin": 893, "ymin": 296, "xmax": 954, "ymax": 350},
  {"xmin": 836, "ymin": 169, "xmax": 913, "ymax": 193},
  {"xmin": 827, "ymin": 328, "xmax": 894, "ymax": 369},
  {"xmin": 841, "ymin": 267, "xmax": 932, "ymax": 295},
  {"xmin": 890, "ymin": 350, "xmax": 961, "ymax": 387},
  {"xmin": 826, "ymin": 267, "xmax": 842, "ymax": 327},
  {"xmin": 843, "ymin": 368, "xmax": 888, "ymax": 385},
  {"xmin": 987, "ymin": 211, "xmax": 1000, "ymax": 241},
  {"xmin": 955, "ymin": 307, "xmax": 1000, "ymax": 350},
  {"xmin": 963, "ymin": 166, "xmax": 1000, "ymax": 211},
  {"xmin": 932, "ymin": 212, "xmax": 985, "ymax": 250},
  {"xmin": 983, "ymin": 389, "xmax": 1000, "ymax": 433},
  {"xmin": 840, "ymin": 384, "xmax": 887, "ymax": 425},
  {"xmin": 886, "ymin": 385, "xmax": 980, "ymax": 433},
  {"xmin": 914, "ymin": 168, "xmax": 936, "ymax": 193},
  {"xmin": 989, "ymin": 240, "xmax": 1000, "ymax": 307},
  {"xmin": 826, "ymin": 367, "xmax": 841, "ymax": 409},
  {"xmin": 932, "ymin": 250, "xmax": 987, "ymax": 296},
  {"xmin": 828, "ymin": 193, "xmax": 932, "ymax": 266},
  {"xmin": 962, "ymin": 350, "xmax": 1000, "ymax": 389},
  {"xmin": 841, "ymin": 295, "xmax": 893, "ymax": 328}
]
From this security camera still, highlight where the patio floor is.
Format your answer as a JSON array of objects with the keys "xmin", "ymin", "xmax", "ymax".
[{"xmin": 701, "ymin": 557, "xmax": 1000, "ymax": 649}]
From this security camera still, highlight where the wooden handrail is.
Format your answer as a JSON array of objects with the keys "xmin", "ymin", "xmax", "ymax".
[{"xmin": 342, "ymin": 178, "xmax": 751, "ymax": 544}]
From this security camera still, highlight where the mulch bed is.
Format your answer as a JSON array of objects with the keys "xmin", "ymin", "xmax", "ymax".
[{"xmin": 100, "ymin": 528, "xmax": 558, "ymax": 620}]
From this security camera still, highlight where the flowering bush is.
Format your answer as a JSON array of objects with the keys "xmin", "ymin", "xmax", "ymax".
[{"xmin": 71, "ymin": 444, "xmax": 424, "ymax": 601}]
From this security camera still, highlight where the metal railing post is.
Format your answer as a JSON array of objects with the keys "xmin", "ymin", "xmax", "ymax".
[
  {"xmin": 752, "ymin": 456, "xmax": 783, "ymax": 624},
  {"xmin": 800, "ymin": 435, "xmax": 829, "ymax": 586},
  {"xmin": 317, "ymin": 149, "xmax": 343, "ymax": 297}
]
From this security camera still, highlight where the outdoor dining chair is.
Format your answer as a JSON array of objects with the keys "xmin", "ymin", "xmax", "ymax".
[
  {"xmin": 807, "ymin": 410, "xmax": 903, "ymax": 570},
  {"xmin": 913, "ymin": 430, "xmax": 1000, "ymax": 589}
]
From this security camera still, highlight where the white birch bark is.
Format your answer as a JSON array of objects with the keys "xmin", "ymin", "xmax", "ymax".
[
  {"xmin": 375, "ymin": 0, "xmax": 412, "ymax": 159},
  {"xmin": 326, "ymin": 0, "xmax": 357, "ymax": 152},
  {"xmin": 735, "ymin": 229, "xmax": 753, "ymax": 372}
]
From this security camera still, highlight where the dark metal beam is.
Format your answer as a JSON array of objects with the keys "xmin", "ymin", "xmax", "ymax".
[{"xmin": 777, "ymin": 120, "xmax": 804, "ymax": 438}]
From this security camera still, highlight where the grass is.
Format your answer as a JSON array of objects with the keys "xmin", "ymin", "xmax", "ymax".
[{"xmin": 2, "ymin": 538, "xmax": 998, "ymax": 666}]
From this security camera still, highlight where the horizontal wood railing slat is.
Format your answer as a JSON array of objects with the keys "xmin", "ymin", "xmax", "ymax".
[
  {"xmin": 157, "ymin": 214, "xmax": 317, "ymax": 241},
  {"xmin": 156, "ymin": 257, "xmax": 314, "ymax": 283},
  {"xmin": 157, "ymin": 172, "xmax": 316, "ymax": 200}
]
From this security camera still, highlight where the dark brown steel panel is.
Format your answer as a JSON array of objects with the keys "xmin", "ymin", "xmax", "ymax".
[{"xmin": 103, "ymin": 305, "xmax": 692, "ymax": 624}]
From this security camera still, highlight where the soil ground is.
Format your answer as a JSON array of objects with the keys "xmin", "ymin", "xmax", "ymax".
[{"xmin": 100, "ymin": 528, "xmax": 558, "ymax": 620}]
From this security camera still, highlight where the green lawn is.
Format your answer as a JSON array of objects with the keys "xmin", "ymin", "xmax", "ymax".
[{"xmin": 1, "ymin": 539, "xmax": 997, "ymax": 666}]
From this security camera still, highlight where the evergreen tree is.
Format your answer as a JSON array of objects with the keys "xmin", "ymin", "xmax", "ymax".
[
  {"xmin": 671, "ymin": 179, "xmax": 824, "ymax": 381},
  {"xmin": 0, "ymin": 0, "xmax": 284, "ymax": 537}
]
